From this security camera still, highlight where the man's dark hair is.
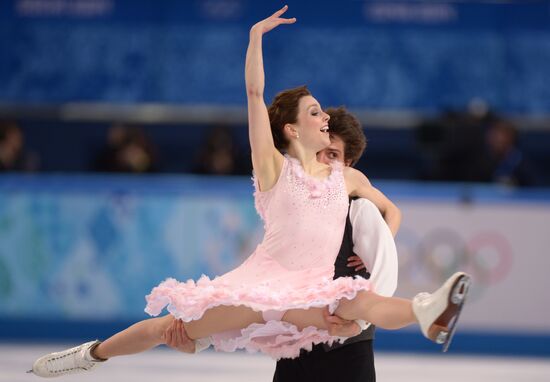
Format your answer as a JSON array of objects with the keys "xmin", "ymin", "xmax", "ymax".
[{"xmin": 325, "ymin": 107, "xmax": 367, "ymax": 166}]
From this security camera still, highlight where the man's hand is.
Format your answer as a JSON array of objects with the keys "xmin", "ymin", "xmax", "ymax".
[
  {"xmin": 323, "ymin": 308, "xmax": 362, "ymax": 337},
  {"xmin": 347, "ymin": 255, "xmax": 366, "ymax": 271},
  {"xmin": 162, "ymin": 319, "xmax": 195, "ymax": 354}
]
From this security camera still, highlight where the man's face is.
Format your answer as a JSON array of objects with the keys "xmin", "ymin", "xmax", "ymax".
[{"xmin": 317, "ymin": 135, "xmax": 351, "ymax": 167}]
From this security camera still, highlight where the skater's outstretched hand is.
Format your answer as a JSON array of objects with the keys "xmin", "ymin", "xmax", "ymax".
[
  {"xmin": 251, "ymin": 5, "xmax": 296, "ymax": 36},
  {"xmin": 163, "ymin": 318, "xmax": 195, "ymax": 354},
  {"xmin": 322, "ymin": 308, "xmax": 362, "ymax": 338}
]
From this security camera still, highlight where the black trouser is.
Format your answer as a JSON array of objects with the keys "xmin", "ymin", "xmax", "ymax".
[{"xmin": 273, "ymin": 340, "xmax": 375, "ymax": 382}]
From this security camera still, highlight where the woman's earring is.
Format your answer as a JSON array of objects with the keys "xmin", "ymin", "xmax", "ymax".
[{"xmin": 296, "ymin": 133, "xmax": 300, "ymax": 139}]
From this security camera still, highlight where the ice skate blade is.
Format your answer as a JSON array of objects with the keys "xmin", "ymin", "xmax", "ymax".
[
  {"xmin": 451, "ymin": 276, "xmax": 470, "ymax": 304},
  {"xmin": 435, "ymin": 331, "xmax": 448, "ymax": 345},
  {"xmin": 442, "ymin": 274, "xmax": 471, "ymax": 352},
  {"xmin": 427, "ymin": 274, "xmax": 471, "ymax": 352},
  {"xmin": 428, "ymin": 324, "xmax": 448, "ymax": 344}
]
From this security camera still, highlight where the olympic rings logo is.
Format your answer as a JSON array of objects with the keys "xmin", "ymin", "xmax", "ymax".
[{"xmin": 395, "ymin": 227, "xmax": 513, "ymax": 297}]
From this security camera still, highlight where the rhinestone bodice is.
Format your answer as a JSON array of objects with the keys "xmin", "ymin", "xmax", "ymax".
[{"xmin": 252, "ymin": 155, "xmax": 349, "ymax": 271}]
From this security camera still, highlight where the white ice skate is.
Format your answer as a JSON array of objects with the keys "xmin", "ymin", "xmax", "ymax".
[
  {"xmin": 28, "ymin": 340, "xmax": 106, "ymax": 378},
  {"xmin": 412, "ymin": 272, "xmax": 471, "ymax": 352}
]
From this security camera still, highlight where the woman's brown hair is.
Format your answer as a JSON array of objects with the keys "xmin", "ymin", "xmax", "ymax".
[{"xmin": 268, "ymin": 85, "xmax": 311, "ymax": 151}]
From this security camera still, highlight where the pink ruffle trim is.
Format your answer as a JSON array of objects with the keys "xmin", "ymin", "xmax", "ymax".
[
  {"xmin": 145, "ymin": 275, "xmax": 370, "ymax": 320},
  {"xmin": 145, "ymin": 275, "xmax": 371, "ymax": 359},
  {"xmin": 251, "ymin": 155, "xmax": 344, "ymax": 220},
  {"xmin": 215, "ymin": 321, "xmax": 342, "ymax": 360},
  {"xmin": 285, "ymin": 154, "xmax": 343, "ymax": 199}
]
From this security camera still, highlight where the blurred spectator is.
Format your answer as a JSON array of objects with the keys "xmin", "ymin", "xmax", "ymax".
[
  {"xmin": 193, "ymin": 125, "xmax": 249, "ymax": 175},
  {"xmin": 0, "ymin": 120, "xmax": 40, "ymax": 172},
  {"xmin": 94, "ymin": 124, "xmax": 159, "ymax": 173},
  {"xmin": 415, "ymin": 110, "xmax": 491, "ymax": 182},
  {"xmin": 486, "ymin": 119, "xmax": 539, "ymax": 187}
]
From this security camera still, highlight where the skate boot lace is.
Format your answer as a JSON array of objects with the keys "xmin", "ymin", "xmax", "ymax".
[{"xmin": 46, "ymin": 349, "xmax": 94, "ymax": 374}]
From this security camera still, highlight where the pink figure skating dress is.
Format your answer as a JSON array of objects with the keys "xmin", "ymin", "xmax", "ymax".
[{"xmin": 145, "ymin": 155, "xmax": 372, "ymax": 359}]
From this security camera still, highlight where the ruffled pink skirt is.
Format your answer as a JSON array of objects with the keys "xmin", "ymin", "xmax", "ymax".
[{"xmin": 145, "ymin": 248, "xmax": 371, "ymax": 359}]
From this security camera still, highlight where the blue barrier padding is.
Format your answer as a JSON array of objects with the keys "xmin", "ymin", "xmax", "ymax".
[
  {"xmin": 1, "ymin": 174, "xmax": 549, "ymax": 202},
  {"xmin": 0, "ymin": 173, "xmax": 252, "ymax": 196}
]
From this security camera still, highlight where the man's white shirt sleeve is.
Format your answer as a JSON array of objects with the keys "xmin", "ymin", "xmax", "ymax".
[{"xmin": 349, "ymin": 198, "xmax": 398, "ymax": 297}]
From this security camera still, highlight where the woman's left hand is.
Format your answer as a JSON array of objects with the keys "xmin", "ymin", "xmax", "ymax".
[
  {"xmin": 250, "ymin": 5, "xmax": 296, "ymax": 36},
  {"xmin": 347, "ymin": 255, "xmax": 366, "ymax": 271}
]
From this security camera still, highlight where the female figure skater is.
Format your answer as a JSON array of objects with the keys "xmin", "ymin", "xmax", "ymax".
[{"xmin": 30, "ymin": 6, "xmax": 470, "ymax": 378}]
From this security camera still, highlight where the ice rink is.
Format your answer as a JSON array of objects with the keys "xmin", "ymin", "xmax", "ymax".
[{"xmin": 3, "ymin": 344, "xmax": 549, "ymax": 382}]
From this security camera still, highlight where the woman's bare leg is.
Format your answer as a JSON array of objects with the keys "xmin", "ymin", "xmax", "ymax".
[
  {"xmin": 281, "ymin": 308, "xmax": 329, "ymax": 331},
  {"xmin": 93, "ymin": 290, "xmax": 417, "ymax": 360},
  {"xmin": 285, "ymin": 273, "xmax": 469, "ymax": 346},
  {"xmin": 93, "ymin": 315, "xmax": 174, "ymax": 359},
  {"xmin": 335, "ymin": 291, "xmax": 416, "ymax": 329},
  {"xmin": 184, "ymin": 304, "xmax": 264, "ymax": 339},
  {"xmin": 282, "ymin": 292, "xmax": 415, "ymax": 332},
  {"xmin": 93, "ymin": 305, "xmax": 263, "ymax": 359}
]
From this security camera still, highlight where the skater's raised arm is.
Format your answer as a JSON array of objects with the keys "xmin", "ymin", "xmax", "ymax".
[
  {"xmin": 246, "ymin": 6, "xmax": 296, "ymax": 191},
  {"xmin": 344, "ymin": 167, "xmax": 402, "ymax": 237}
]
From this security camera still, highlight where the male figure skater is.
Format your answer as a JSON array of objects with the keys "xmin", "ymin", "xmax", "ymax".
[{"xmin": 272, "ymin": 106, "xmax": 398, "ymax": 382}]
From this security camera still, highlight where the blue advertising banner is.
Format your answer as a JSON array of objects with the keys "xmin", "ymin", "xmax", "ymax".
[{"xmin": 0, "ymin": 175, "xmax": 262, "ymax": 319}]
